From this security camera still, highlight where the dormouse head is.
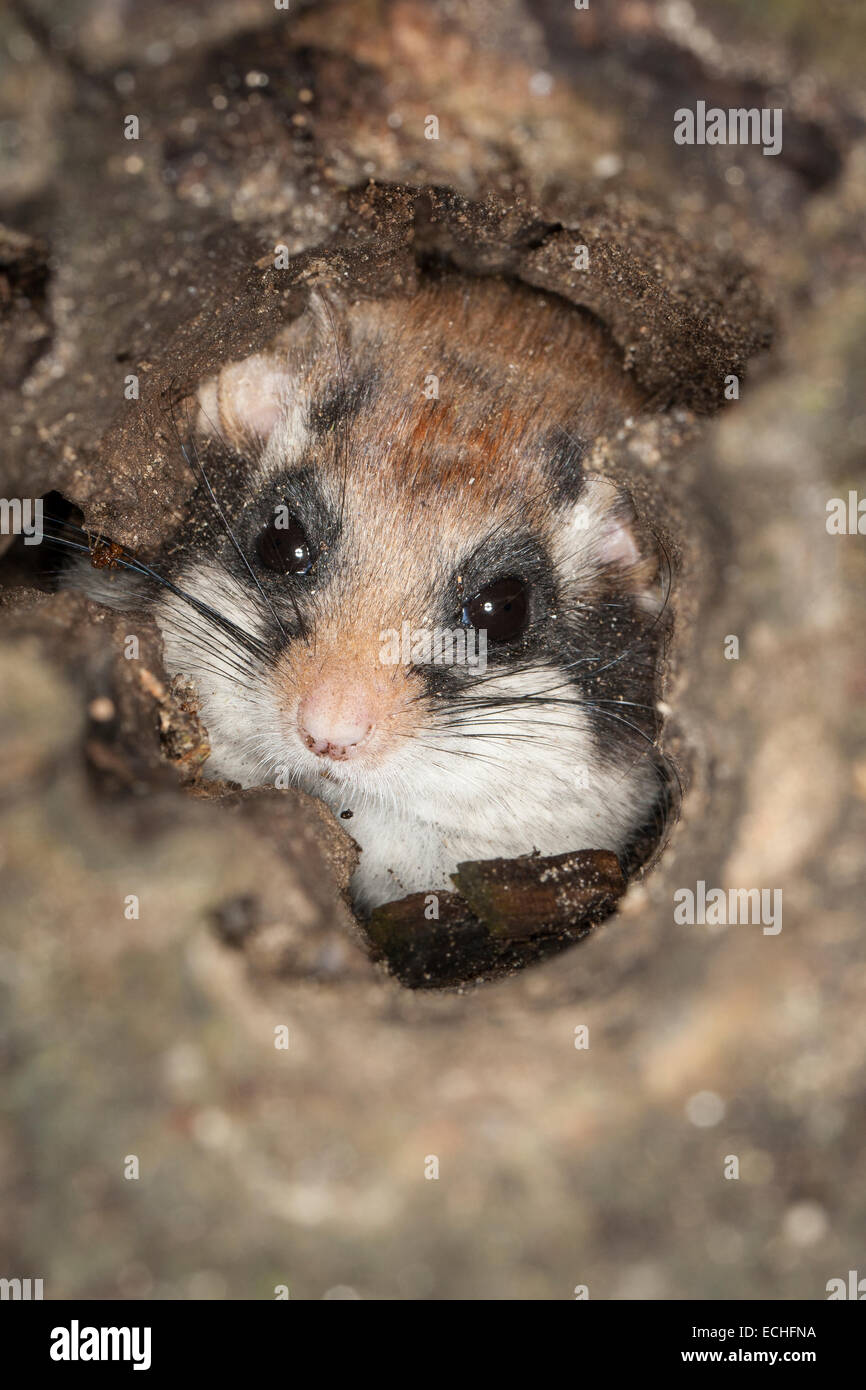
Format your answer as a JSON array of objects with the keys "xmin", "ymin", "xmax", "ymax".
[{"xmin": 149, "ymin": 276, "xmax": 671, "ymax": 901}]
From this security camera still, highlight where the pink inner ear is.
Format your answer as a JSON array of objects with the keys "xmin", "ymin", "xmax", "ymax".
[
  {"xmin": 600, "ymin": 517, "xmax": 642, "ymax": 570},
  {"xmin": 224, "ymin": 358, "xmax": 290, "ymax": 442}
]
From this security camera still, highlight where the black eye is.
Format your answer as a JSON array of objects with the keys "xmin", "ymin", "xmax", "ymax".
[
  {"xmin": 461, "ymin": 576, "xmax": 530, "ymax": 643},
  {"xmin": 256, "ymin": 511, "xmax": 313, "ymax": 574}
]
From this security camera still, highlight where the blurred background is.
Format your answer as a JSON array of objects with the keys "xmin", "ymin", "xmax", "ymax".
[{"xmin": 0, "ymin": 0, "xmax": 864, "ymax": 1299}]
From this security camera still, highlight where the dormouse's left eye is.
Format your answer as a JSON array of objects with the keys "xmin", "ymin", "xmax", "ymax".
[
  {"xmin": 256, "ymin": 511, "xmax": 313, "ymax": 574},
  {"xmin": 461, "ymin": 576, "xmax": 530, "ymax": 643}
]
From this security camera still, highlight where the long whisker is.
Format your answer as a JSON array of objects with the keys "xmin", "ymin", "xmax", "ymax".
[
  {"xmin": 318, "ymin": 292, "xmax": 351, "ymax": 543},
  {"xmin": 166, "ymin": 385, "xmax": 302, "ymax": 642},
  {"xmin": 40, "ymin": 515, "xmax": 272, "ymax": 662}
]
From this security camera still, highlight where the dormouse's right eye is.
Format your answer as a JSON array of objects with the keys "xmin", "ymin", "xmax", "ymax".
[{"xmin": 256, "ymin": 510, "xmax": 313, "ymax": 574}]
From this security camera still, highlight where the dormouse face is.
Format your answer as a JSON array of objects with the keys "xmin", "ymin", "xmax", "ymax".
[{"xmin": 153, "ymin": 277, "xmax": 670, "ymax": 908}]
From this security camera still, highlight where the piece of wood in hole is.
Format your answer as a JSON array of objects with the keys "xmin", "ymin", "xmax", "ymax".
[{"xmin": 451, "ymin": 848, "xmax": 625, "ymax": 939}]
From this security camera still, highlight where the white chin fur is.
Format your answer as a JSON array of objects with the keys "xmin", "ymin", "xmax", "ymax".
[{"xmin": 155, "ymin": 562, "xmax": 657, "ymax": 912}]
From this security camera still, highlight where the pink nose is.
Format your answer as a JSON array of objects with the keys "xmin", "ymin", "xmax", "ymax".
[{"xmin": 297, "ymin": 689, "xmax": 373, "ymax": 761}]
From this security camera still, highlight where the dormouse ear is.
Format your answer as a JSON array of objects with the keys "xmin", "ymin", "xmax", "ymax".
[
  {"xmin": 196, "ymin": 353, "xmax": 294, "ymax": 452},
  {"xmin": 560, "ymin": 475, "xmax": 660, "ymax": 601},
  {"xmin": 194, "ymin": 286, "xmax": 344, "ymax": 453}
]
